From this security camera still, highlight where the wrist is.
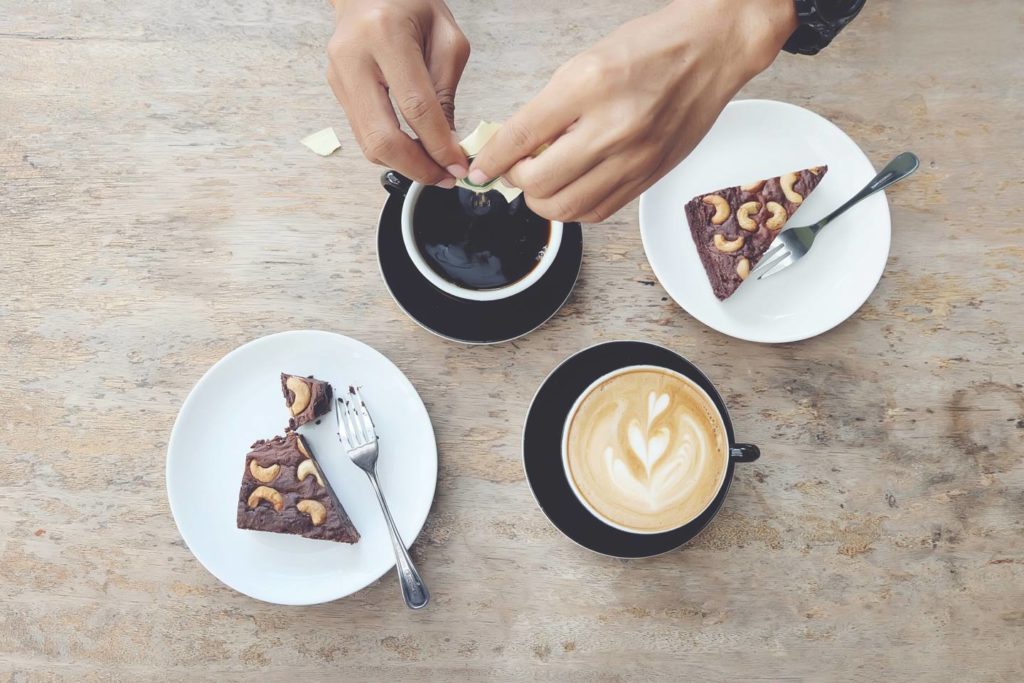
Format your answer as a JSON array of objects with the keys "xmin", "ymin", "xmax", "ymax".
[
  {"xmin": 665, "ymin": 0, "xmax": 796, "ymax": 78},
  {"xmin": 736, "ymin": 0, "xmax": 798, "ymax": 74}
]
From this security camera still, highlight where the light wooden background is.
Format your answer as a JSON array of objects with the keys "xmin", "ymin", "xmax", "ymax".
[{"xmin": 2, "ymin": 1, "xmax": 1022, "ymax": 680}]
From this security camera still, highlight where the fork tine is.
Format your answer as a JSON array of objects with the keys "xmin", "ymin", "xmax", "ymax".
[
  {"xmin": 350, "ymin": 386, "xmax": 377, "ymax": 441},
  {"xmin": 756, "ymin": 240, "xmax": 785, "ymax": 267},
  {"xmin": 344, "ymin": 398, "xmax": 363, "ymax": 445},
  {"xmin": 350, "ymin": 397, "xmax": 371, "ymax": 445},
  {"xmin": 756, "ymin": 252, "xmax": 796, "ymax": 280},
  {"xmin": 342, "ymin": 397, "xmax": 366, "ymax": 445},
  {"xmin": 750, "ymin": 247, "xmax": 790, "ymax": 278},
  {"xmin": 334, "ymin": 397, "xmax": 351, "ymax": 448}
]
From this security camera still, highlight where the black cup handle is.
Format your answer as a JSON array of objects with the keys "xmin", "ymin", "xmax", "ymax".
[
  {"xmin": 729, "ymin": 443, "xmax": 760, "ymax": 462},
  {"xmin": 381, "ymin": 170, "xmax": 412, "ymax": 196}
]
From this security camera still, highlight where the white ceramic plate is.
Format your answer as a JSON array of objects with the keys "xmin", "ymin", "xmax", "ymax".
[
  {"xmin": 166, "ymin": 330, "xmax": 437, "ymax": 605},
  {"xmin": 639, "ymin": 99, "xmax": 890, "ymax": 343}
]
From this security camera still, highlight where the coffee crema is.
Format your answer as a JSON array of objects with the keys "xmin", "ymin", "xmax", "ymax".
[{"xmin": 564, "ymin": 368, "xmax": 728, "ymax": 533}]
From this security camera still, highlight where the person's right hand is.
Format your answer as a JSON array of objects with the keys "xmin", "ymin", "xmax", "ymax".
[{"xmin": 327, "ymin": 0, "xmax": 471, "ymax": 188}]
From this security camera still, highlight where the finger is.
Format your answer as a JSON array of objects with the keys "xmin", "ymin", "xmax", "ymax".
[
  {"xmin": 570, "ymin": 157, "xmax": 668, "ymax": 224},
  {"xmin": 503, "ymin": 124, "xmax": 604, "ymax": 200},
  {"xmin": 466, "ymin": 84, "xmax": 578, "ymax": 187},
  {"xmin": 578, "ymin": 160, "xmax": 672, "ymax": 224},
  {"xmin": 525, "ymin": 156, "xmax": 649, "ymax": 223},
  {"xmin": 575, "ymin": 178, "xmax": 648, "ymax": 224},
  {"xmin": 377, "ymin": 40, "xmax": 468, "ymax": 175},
  {"xmin": 329, "ymin": 65, "xmax": 452, "ymax": 187},
  {"xmin": 427, "ymin": 25, "xmax": 471, "ymax": 131}
]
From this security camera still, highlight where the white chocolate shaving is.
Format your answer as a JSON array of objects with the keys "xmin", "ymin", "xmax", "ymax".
[
  {"xmin": 455, "ymin": 121, "xmax": 522, "ymax": 202},
  {"xmin": 300, "ymin": 127, "xmax": 341, "ymax": 156}
]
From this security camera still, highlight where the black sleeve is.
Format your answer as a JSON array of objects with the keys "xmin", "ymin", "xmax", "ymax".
[{"xmin": 783, "ymin": 0, "xmax": 867, "ymax": 55}]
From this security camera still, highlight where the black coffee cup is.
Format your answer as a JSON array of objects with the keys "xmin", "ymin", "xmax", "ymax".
[{"xmin": 382, "ymin": 171, "xmax": 564, "ymax": 301}]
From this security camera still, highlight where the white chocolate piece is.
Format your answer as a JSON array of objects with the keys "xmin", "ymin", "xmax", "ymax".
[
  {"xmin": 458, "ymin": 120, "xmax": 503, "ymax": 157},
  {"xmin": 454, "ymin": 121, "xmax": 523, "ymax": 203},
  {"xmin": 300, "ymin": 127, "xmax": 341, "ymax": 156}
]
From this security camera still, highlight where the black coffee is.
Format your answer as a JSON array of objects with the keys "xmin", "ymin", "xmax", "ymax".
[{"xmin": 413, "ymin": 186, "xmax": 552, "ymax": 291}]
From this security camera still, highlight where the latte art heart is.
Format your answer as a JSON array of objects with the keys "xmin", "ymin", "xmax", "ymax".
[
  {"xmin": 565, "ymin": 369, "xmax": 727, "ymax": 533},
  {"xmin": 606, "ymin": 394, "xmax": 710, "ymax": 510}
]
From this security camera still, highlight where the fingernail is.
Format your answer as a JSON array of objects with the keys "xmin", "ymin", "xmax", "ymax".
[
  {"xmin": 435, "ymin": 177, "xmax": 456, "ymax": 189},
  {"xmin": 467, "ymin": 169, "xmax": 490, "ymax": 186},
  {"xmin": 446, "ymin": 164, "xmax": 468, "ymax": 179}
]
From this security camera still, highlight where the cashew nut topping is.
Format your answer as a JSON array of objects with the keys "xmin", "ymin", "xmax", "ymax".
[
  {"xmin": 249, "ymin": 460, "xmax": 281, "ymax": 484},
  {"xmin": 736, "ymin": 201, "xmax": 761, "ymax": 232},
  {"xmin": 736, "ymin": 257, "xmax": 751, "ymax": 281},
  {"xmin": 286, "ymin": 376, "xmax": 311, "ymax": 416},
  {"xmin": 713, "ymin": 234, "xmax": 745, "ymax": 253},
  {"xmin": 296, "ymin": 458, "xmax": 324, "ymax": 487},
  {"xmin": 297, "ymin": 499, "xmax": 327, "ymax": 526},
  {"xmin": 765, "ymin": 202, "xmax": 788, "ymax": 230},
  {"xmin": 247, "ymin": 486, "xmax": 284, "ymax": 512},
  {"xmin": 780, "ymin": 173, "xmax": 803, "ymax": 204},
  {"xmin": 740, "ymin": 179, "xmax": 766, "ymax": 192},
  {"xmin": 702, "ymin": 195, "xmax": 730, "ymax": 225},
  {"xmin": 295, "ymin": 436, "xmax": 310, "ymax": 458}
]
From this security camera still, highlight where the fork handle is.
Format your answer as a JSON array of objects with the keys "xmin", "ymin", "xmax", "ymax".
[
  {"xmin": 813, "ymin": 152, "xmax": 920, "ymax": 233},
  {"xmin": 365, "ymin": 471, "xmax": 430, "ymax": 610}
]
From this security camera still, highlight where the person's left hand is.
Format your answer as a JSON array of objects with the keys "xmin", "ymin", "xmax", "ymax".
[{"xmin": 466, "ymin": 0, "xmax": 797, "ymax": 223}]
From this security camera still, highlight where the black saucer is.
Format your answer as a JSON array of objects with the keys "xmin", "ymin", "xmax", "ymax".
[
  {"xmin": 523, "ymin": 341, "xmax": 760, "ymax": 558},
  {"xmin": 376, "ymin": 185, "xmax": 583, "ymax": 345}
]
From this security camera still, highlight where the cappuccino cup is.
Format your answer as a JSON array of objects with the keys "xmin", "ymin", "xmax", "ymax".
[{"xmin": 561, "ymin": 365, "xmax": 731, "ymax": 535}]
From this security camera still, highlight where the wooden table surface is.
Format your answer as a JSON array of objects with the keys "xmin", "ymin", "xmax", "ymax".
[{"xmin": 2, "ymin": 0, "xmax": 1022, "ymax": 680}]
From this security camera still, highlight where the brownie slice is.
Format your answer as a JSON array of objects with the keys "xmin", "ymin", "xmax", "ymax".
[
  {"xmin": 281, "ymin": 373, "xmax": 332, "ymax": 430},
  {"xmin": 685, "ymin": 166, "xmax": 828, "ymax": 300},
  {"xmin": 236, "ymin": 432, "xmax": 360, "ymax": 544}
]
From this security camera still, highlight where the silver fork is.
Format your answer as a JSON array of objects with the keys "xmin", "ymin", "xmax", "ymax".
[
  {"xmin": 750, "ymin": 152, "xmax": 920, "ymax": 280},
  {"xmin": 336, "ymin": 387, "xmax": 429, "ymax": 610}
]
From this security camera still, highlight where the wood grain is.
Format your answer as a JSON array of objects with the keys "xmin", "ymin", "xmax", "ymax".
[{"xmin": 2, "ymin": 0, "xmax": 1022, "ymax": 680}]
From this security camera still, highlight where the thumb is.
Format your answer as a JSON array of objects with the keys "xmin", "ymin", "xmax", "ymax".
[{"xmin": 466, "ymin": 88, "xmax": 573, "ymax": 186}]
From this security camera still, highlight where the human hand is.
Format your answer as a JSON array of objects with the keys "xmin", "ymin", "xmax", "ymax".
[
  {"xmin": 327, "ymin": 0, "xmax": 471, "ymax": 187},
  {"xmin": 467, "ymin": 0, "xmax": 797, "ymax": 222}
]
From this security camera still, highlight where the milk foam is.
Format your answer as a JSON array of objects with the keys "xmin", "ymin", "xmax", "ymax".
[{"xmin": 565, "ymin": 368, "xmax": 727, "ymax": 533}]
